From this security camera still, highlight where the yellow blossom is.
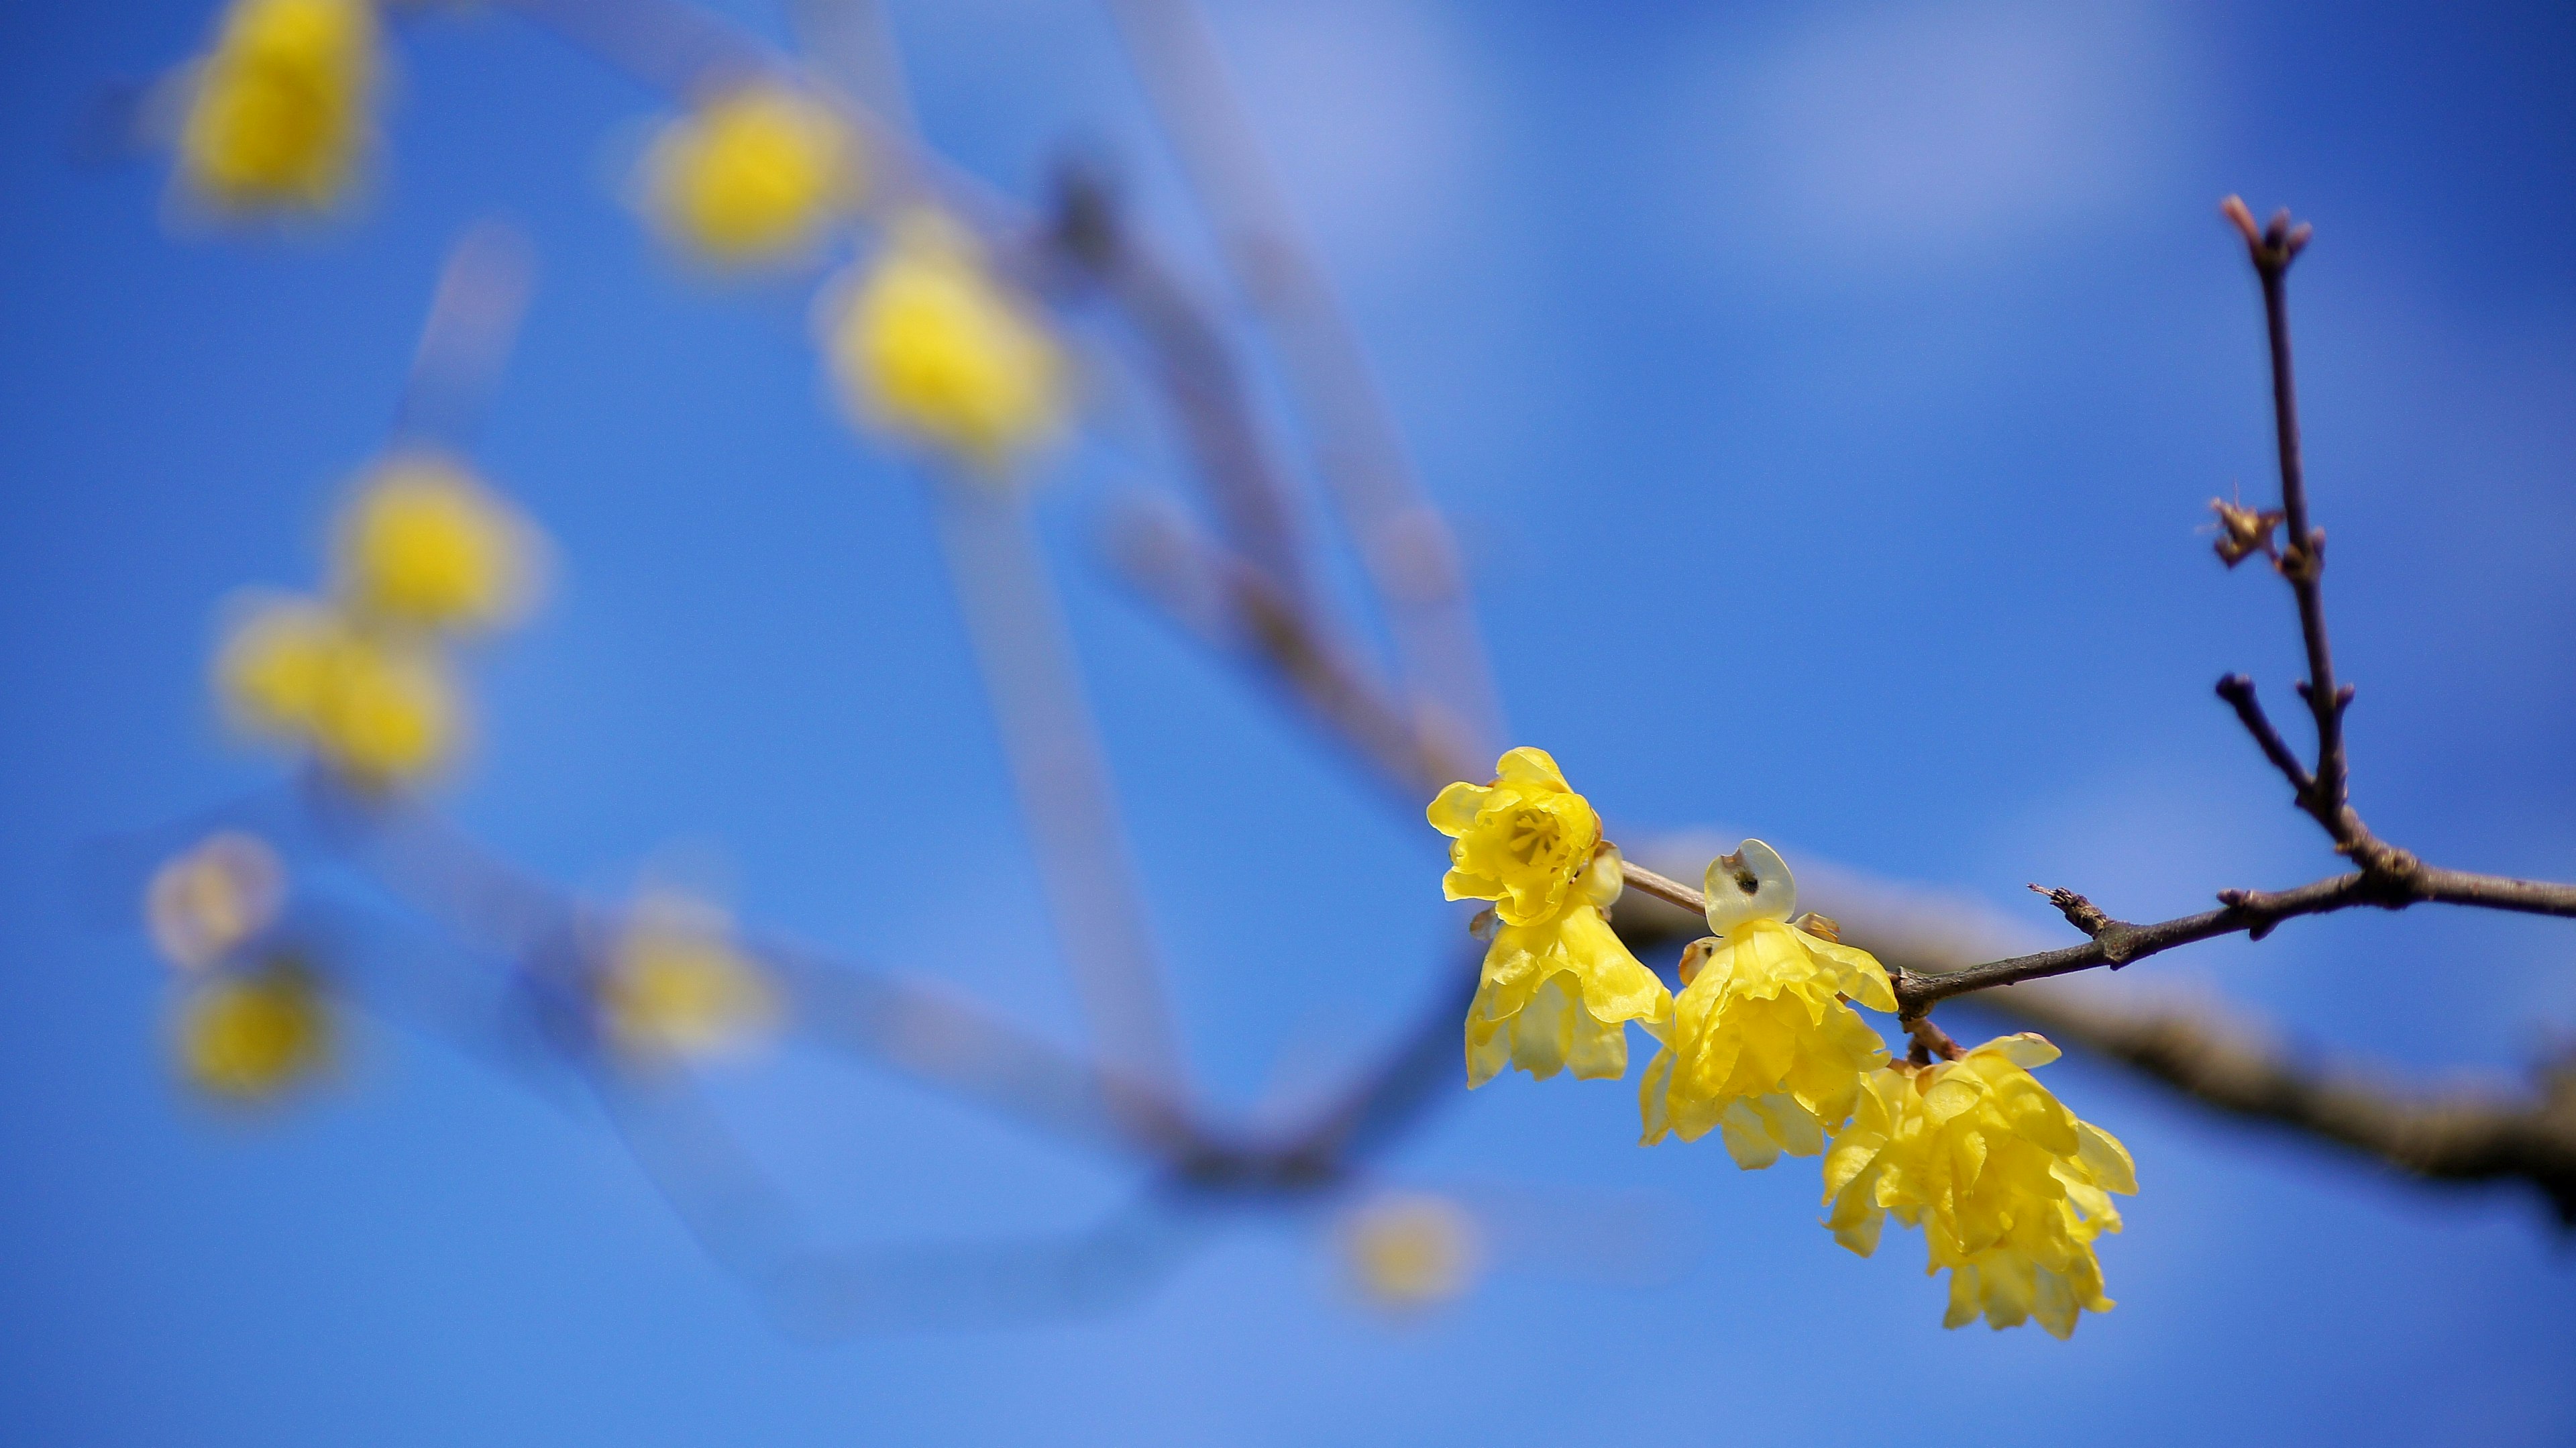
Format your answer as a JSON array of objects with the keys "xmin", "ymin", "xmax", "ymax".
[
  {"xmin": 598, "ymin": 895, "xmax": 778, "ymax": 1062},
  {"xmin": 216, "ymin": 597, "xmax": 457, "ymax": 787},
  {"xmin": 175, "ymin": 961, "xmax": 329, "ymax": 1099},
  {"xmin": 828, "ymin": 212, "xmax": 1066, "ymax": 470},
  {"xmin": 1432, "ymin": 749, "xmax": 1669, "ymax": 1086},
  {"xmin": 642, "ymin": 81, "xmax": 863, "ymax": 266},
  {"xmin": 1638, "ymin": 840, "xmax": 1895, "ymax": 1166},
  {"xmin": 1821, "ymin": 1033, "xmax": 2137, "ymax": 1338},
  {"xmin": 1340, "ymin": 1192, "xmax": 1483, "ymax": 1312},
  {"xmin": 1429, "ymin": 746, "xmax": 1603, "ymax": 927},
  {"xmin": 333, "ymin": 452, "xmax": 535, "ymax": 633},
  {"xmin": 177, "ymin": 0, "xmax": 377, "ymax": 212},
  {"xmin": 146, "ymin": 832, "xmax": 286, "ymax": 971}
]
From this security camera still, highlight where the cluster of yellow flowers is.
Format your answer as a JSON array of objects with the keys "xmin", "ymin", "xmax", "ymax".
[
  {"xmin": 145, "ymin": 832, "xmax": 331, "ymax": 1100},
  {"xmin": 216, "ymin": 451, "xmax": 538, "ymax": 790},
  {"xmin": 176, "ymin": 0, "xmax": 378, "ymax": 213},
  {"xmin": 1432, "ymin": 749, "xmax": 2137, "ymax": 1337},
  {"xmin": 164, "ymin": 2, "xmax": 1070, "ymax": 476}
]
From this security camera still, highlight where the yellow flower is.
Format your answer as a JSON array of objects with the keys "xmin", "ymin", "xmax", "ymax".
[
  {"xmin": 146, "ymin": 832, "xmax": 286, "ymax": 971},
  {"xmin": 1428, "ymin": 746, "xmax": 1603, "ymax": 927},
  {"xmin": 175, "ymin": 961, "xmax": 329, "ymax": 1100},
  {"xmin": 1821, "ymin": 1033, "xmax": 2137, "ymax": 1338},
  {"xmin": 333, "ymin": 452, "xmax": 535, "ymax": 633},
  {"xmin": 641, "ymin": 81, "xmax": 863, "ymax": 266},
  {"xmin": 828, "ymin": 211, "xmax": 1065, "ymax": 471},
  {"xmin": 177, "ymin": 0, "xmax": 377, "ymax": 211},
  {"xmin": 1340, "ymin": 1192, "xmax": 1483, "ymax": 1312},
  {"xmin": 1434, "ymin": 749, "xmax": 1669, "ymax": 1086},
  {"xmin": 1638, "ymin": 840, "xmax": 1896, "ymax": 1166},
  {"xmin": 598, "ymin": 895, "xmax": 778, "ymax": 1062},
  {"xmin": 216, "ymin": 597, "xmax": 458, "ymax": 787}
]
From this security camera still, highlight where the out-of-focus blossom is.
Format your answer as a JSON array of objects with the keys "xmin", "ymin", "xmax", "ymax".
[
  {"xmin": 1638, "ymin": 840, "xmax": 1894, "ymax": 1166},
  {"xmin": 175, "ymin": 960, "xmax": 330, "ymax": 1100},
  {"xmin": 1822, "ymin": 1033, "xmax": 2137, "ymax": 1338},
  {"xmin": 828, "ymin": 211, "xmax": 1066, "ymax": 472},
  {"xmin": 146, "ymin": 832, "xmax": 286, "ymax": 971},
  {"xmin": 217, "ymin": 597, "xmax": 457, "ymax": 788},
  {"xmin": 176, "ymin": 0, "xmax": 378, "ymax": 213},
  {"xmin": 598, "ymin": 895, "xmax": 779, "ymax": 1062},
  {"xmin": 1340, "ymin": 1192, "xmax": 1483, "ymax": 1312},
  {"xmin": 334, "ymin": 452, "xmax": 537, "ymax": 633},
  {"xmin": 1432, "ymin": 749, "xmax": 1669, "ymax": 1086},
  {"xmin": 642, "ymin": 81, "xmax": 863, "ymax": 267}
]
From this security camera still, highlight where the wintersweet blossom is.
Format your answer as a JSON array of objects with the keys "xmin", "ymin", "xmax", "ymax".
[
  {"xmin": 1822, "ymin": 1033, "xmax": 2137, "ymax": 1338},
  {"xmin": 598, "ymin": 895, "xmax": 779, "ymax": 1062},
  {"xmin": 1430, "ymin": 749, "xmax": 1669, "ymax": 1085},
  {"xmin": 641, "ymin": 82, "xmax": 863, "ymax": 266},
  {"xmin": 1340, "ymin": 1192, "xmax": 1483, "ymax": 1312},
  {"xmin": 177, "ymin": 0, "xmax": 378, "ymax": 211},
  {"xmin": 828, "ymin": 212, "xmax": 1065, "ymax": 470},
  {"xmin": 146, "ymin": 832, "xmax": 286, "ymax": 971},
  {"xmin": 1638, "ymin": 840, "xmax": 1896, "ymax": 1166},
  {"xmin": 334, "ymin": 453, "xmax": 535, "ymax": 633},
  {"xmin": 217, "ymin": 597, "xmax": 457, "ymax": 787},
  {"xmin": 175, "ymin": 961, "xmax": 329, "ymax": 1099}
]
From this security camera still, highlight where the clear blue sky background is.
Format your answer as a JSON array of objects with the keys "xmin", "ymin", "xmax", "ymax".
[{"xmin": 4, "ymin": 0, "xmax": 2573, "ymax": 1443}]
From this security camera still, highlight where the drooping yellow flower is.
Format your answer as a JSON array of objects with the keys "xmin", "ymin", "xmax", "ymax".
[
  {"xmin": 216, "ymin": 597, "xmax": 457, "ymax": 787},
  {"xmin": 1340, "ymin": 1192, "xmax": 1483, "ymax": 1312},
  {"xmin": 333, "ymin": 452, "xmax": 534, "ymax": 633},
  {"xmin": 175, "ymin": 961, "xmax": 329, "ymax": 1100},
  {"xmin": 176, "ymin": 0, "xmax": 378, "ymax": 212},
  {"xmin": 642, "ymin": 81, "xmax": 863, "ymax": 266},
  {"xmin": 1638, "ymin": 840, "xmax": 1895, "ymax": 1166},
  {"xmin": 1822, "ymin": 1033, "xmax": 2137, "ymax": 1338},
  {"xmin": 1432, "ymin": 749, "xmax": 1669, "ymax": 1086},
  {"xmin": 146, "ymin": 832, "xmax": 286, "ymax": 971},
  {"xmin": 598, "ymin": 895, "xmax": 779, "ymax": 1062},
  {"xmin": 828, "ymin": 212, "xmax": 1066, "ymax": 471}
]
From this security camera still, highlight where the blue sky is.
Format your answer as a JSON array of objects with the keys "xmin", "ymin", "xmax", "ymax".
[{"xmin": 3, "ymin": 0, "xmax": 2573, "ymax": 1443}]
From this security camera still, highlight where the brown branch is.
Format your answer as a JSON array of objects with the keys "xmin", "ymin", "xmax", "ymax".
[{"xmin": 1972, "ymin": 984, "xmax": 2576, "ymax": 1224}]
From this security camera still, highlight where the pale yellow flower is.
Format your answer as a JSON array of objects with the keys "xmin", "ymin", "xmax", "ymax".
[
  {"xmin": 175, "ymin": 962, "xmax": 329, "ymax": 1100},
  {"xmin": 177, "ymin": 0, "xmax": 377, "ymax": 211},
  {"xmin": 642, "ymin": 81, "xmax": 863, "ymax": 266},
  {"xmin": 828, "ymin": 212, "xmax": 1065, "ymax": 470},
  {"xmin": 146, "ymin": 832, "xmax": 286, "ymax": 971},
  {"xmin": 598, "ymin": 895, "xmax": 778, "ymax": 1062},
  {"xmin": 1822, "ymin": 1033, "xmax": 2137, "ymax": 1338},
  {"xmin": 1638, "ymin": 841, "xmax": 1896, "ymax": 1166},
  {"xmin": 333, "ymin": 452, "xmax": 535, "ymax": 633},
  {"xmin": 1432, "ymin": 749, "xmax": 1669, "ymax": 1086},
  {"xmin": 1340, "ymin": 1192, "xmax": 1483, "ymax": 1312},
  {"xmin": 216, "ymin": 596, "xmax": 457, "ymax": 788}
]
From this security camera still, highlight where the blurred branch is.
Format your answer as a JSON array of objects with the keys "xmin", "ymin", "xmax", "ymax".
[
  {"xmin": 392, "ymin": 219, "xmax": 535, "ymax": 452},
  {"xmin": 1099, "ymin": 0, "xmax": 1505, "ymax": 754},
  {"xmin": 929, "ymin": 484, "xmax": 1189, "ymax": 1115}
]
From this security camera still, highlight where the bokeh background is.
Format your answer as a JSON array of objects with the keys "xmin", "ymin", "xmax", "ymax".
[{"xmin": 5, "ymin": 0, "xmax": 2575, "ymax": 1442}]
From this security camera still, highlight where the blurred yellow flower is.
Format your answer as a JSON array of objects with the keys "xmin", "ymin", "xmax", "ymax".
[
  {"xmin": 146, "ymin": 831, "xmax": 286, "ymax": 971},
  {"xmin": 1434, "ymin": 750, "xmax": 1668, "ymax": 1086},
  {"xmin": 176, "ymin": 962, "xmax": 329, "ymax": 1100},
  {"xmin": 1340, "ymin": 1192, "xmax": 1483, "ymax": 1312},
  {"xmin": 830, "ymin": 213, "xmax": 1065, "ymax": 470},
  {"xmin": 1822, "ymin": 1033, "xmax": 2137, "ymax": 1338},
  {"xmin": 177, "ymin": 0, "xmax": 377, "ymax": 211},
  {"xmin": 643, "ymin": 81, "xmax": 863, "ymax": 266},
  {"xmin": 599, "ymin": 896, "xmax": 779, "ymax": 1062},
  {"xmin": 217, "ymin": 597, "xmax": 457, "ymax": 788},
  {"xmin": 335, "ymin": 452, "xmax": 535, "ymax": 633},
  {"xmin": 1638, "ymin": 840, "xmax": 1895, "ymax": 1166}
]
